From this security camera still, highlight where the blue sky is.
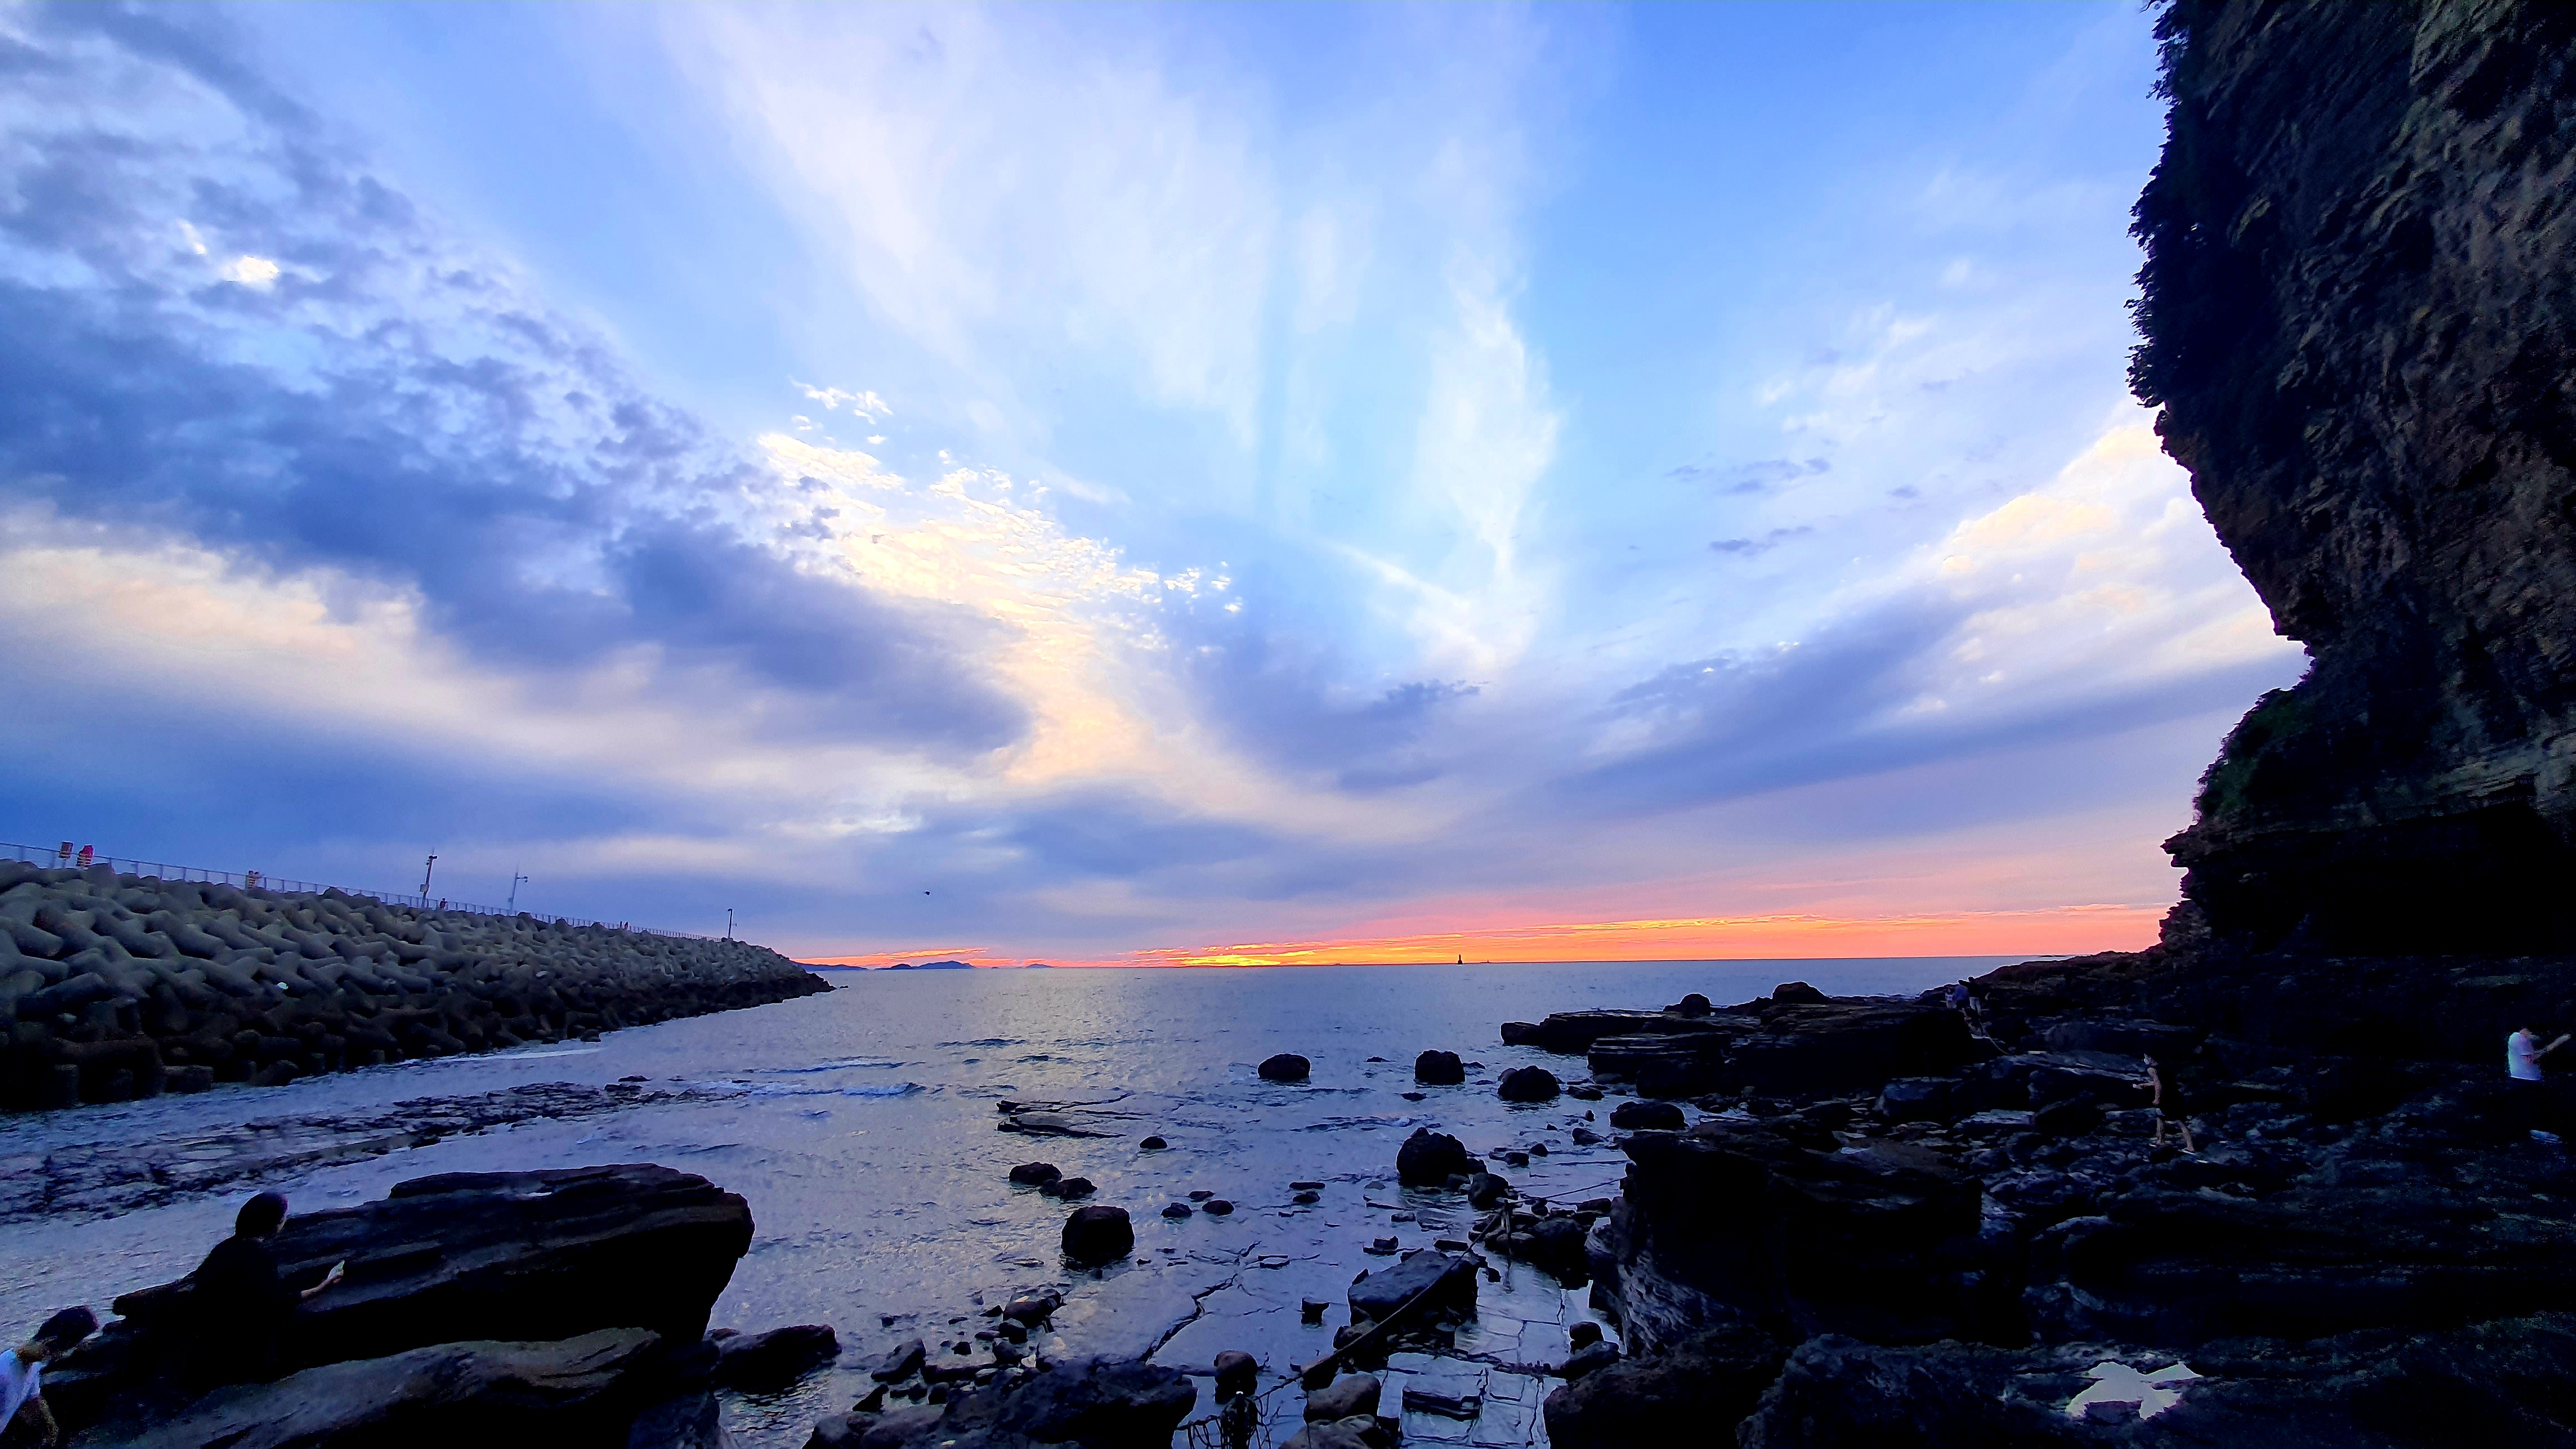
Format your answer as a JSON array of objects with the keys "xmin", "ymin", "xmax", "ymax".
[{"xmin": 0, "ymin": 2, "xmax": 2304, "ymax": 961}]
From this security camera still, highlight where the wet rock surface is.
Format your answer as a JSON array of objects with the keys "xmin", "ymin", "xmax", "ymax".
[
  {"xmin": 0, "ymin": 1079, "xmax": 718, "ymax": 1225},
  {"xmin": 0, "ymin": 862, "xmax": 829, "ymax": 1112},
  {"xmin": 48, "ymin": 1164, "xmax": 843, "ymax": 1448},
  {"xmin": 63, "ymin": 1163, "xmax": 752, "ymax": 1413}
]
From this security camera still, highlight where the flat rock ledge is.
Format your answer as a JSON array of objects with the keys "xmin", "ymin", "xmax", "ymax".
[
  {"xmin": 0, "ymin": 860, "xmax": 831, "ymax": 1111},
  {"xmin": 50, "ymin": 1162, "xmax": 807, "ymax": 1448}
]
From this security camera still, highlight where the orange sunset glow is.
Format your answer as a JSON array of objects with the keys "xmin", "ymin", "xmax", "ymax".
[{"xmin": 802, "ymin": 902, "xmax": 2160, "ymax": 969}]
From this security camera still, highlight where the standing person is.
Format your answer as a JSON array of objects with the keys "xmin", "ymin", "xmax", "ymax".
[
  {"xmin": 2142, "ymin": 1055, "xmax": 2195, "ymax": 1154},
  {"xmin": 2508, "ymin": 1024, "xmax": 2568, "ymax": 1082},
  {"xmin": 2508, "ymin": 1024, "xmax": 2570, "ymax": 1140},
  {"xmin": 184, "ymin": 1192, "xmax": 343, "ymax": 1390},
  {"xmin": 1, "ymin": 1308, "xmax": 98, "ymax": 1449}
]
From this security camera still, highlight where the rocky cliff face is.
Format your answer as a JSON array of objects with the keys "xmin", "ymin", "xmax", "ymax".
[{"xmin": 2133, "ymin": 0, "xmax": 2576, "ymax": 952}]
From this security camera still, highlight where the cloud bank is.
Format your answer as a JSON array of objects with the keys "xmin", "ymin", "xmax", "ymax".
[{"xmin": 0, "ymin": 3, "xmax": 2303, "ymax": 960}]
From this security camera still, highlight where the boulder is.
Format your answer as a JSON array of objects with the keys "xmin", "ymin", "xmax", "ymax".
[
  {"xmin": 1771, "ymin": 982, "xmax": 1827, "ymax": 1004},
  {"xmin": 1464, "ymin": 1172, "xmax": 1510, "ymax": 1209},
  {"xmin": 1394, "ymin": 1128, "xmax": 1473, "ymax": 1186},
  {"xmin": 870, "ymin": 1339, "xmax": 928, "ymax": 1382},
  {"xmin": 1543, "ymin": 1324, "xmax": 1788, "ymax": 1449},
  {"xmin": 1213, "ymin": 1349, "xmax": 1258, "ymax": 1401},
  {"xmin": 1497, "ymin": 1066, "xmax": 1561, "ymax": 1102},
  {"xmin": 989, "ymin": 1357, "xmax": 1197, "ymax": 1446},
  {"xmin": 1731, "ymin": 1336, "xmax": 2105, "ymax": 1448},
  {"xmin": 1875, "ymin": 1078, "xmax": 1954, "ymax": 1124},
  {"xmin": 1061, "ymin": 1206, "xmax": 1134, "ymax": 1264},
  {"xmin": 1347, "ymin": 1251, "xmax": 1478, "ymax": 1332},
  {"xmin": 1728, "ymin": 1002, "xmax": 1983, "ymax": 1097},
  {"xmin": 1007, "ymin": 1163, "xmax": 1062, "ymax": 1188},
  {"xmin": 1557, "ymin": 1340, "xmax": 1620, "ymax": 1381},
  {"xmin": 1609, "ymin": 1101, "xmax": 1686, "ymax": 1131},
  {"xmin": 1304, "ymin": 1372, "xmax": 1381, "ymax": 1420},
  {"xmin": 1599, "ymin": 1121, "xmax": 1994, "ymax": 1350},
  {"xmin": 1259, "ymin": 1053, "xmax": 1311, "ymax": 1082},
  {"xmin": 1040, "ymin": 1177, "xmax": 1095, "ymax": 1201},
  {"xmin": 107, "ymin": 1328, "xmax": 667, "ymax": 1449},
  {"xmin": 97, "ymin": 1165, "xmax": 750, "ymax": 1385},
  {"xmin": 1413, "ymin": 1050, "xmax": 1465, "ymax": 1086}
]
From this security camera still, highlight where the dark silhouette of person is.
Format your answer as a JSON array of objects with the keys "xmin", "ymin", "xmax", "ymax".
[
  {"xmin": 184, "ymin": 1193, "xmax": 342, "ymax": 1390},
  {"xmin": 2142, "ymin": 1054, "xmax": 2196, "ymax": 1154}
]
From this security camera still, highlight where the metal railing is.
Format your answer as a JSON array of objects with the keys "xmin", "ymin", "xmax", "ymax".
[{"xmin": 2, "ymin": 841, "xmax": 716, "ymax": 941}]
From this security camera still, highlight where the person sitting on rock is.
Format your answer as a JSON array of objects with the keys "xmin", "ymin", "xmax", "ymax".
[
  {"xmin": 2142, "ymin": 1055, "xmax": 2195, "ymax": 1154},
  {"xmin": 1, "ymin": 1308, "xmax": 97, "ymax": 1449},
  {"xmin": 184, "ymin": 1192, "xmax": 343, "ymax": 1389}
]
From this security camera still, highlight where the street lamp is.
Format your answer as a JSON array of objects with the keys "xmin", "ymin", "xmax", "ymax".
[
  {"xmin": 726, "ymin": 908, "xmax": 734, "ymax": 941},
  {"xmin": 508, "ymin": 870, "xmax": 529, "ymax": 911},
  {"xmin": 419, "ymin": 854, "xmax": 438, "ymax": 899}
]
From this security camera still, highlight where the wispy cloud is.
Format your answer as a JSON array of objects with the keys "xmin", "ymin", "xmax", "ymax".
[{"xmin": 0, "ymin": 4, "xmax": 2299, "ymax": 960}]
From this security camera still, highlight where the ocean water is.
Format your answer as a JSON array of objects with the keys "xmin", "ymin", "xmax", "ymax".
[{"xmin": 0, "ymin": 956, "xmax": 2016, "ymax": 1446}]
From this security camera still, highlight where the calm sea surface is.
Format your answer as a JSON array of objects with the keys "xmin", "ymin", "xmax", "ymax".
[{"xmin": 0, "ymin": 957, "xmax": 2018, "ymax": 1445}]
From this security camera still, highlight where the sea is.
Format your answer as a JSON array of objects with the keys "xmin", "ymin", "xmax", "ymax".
[{"xmin": 0, "ymin": 957, "xmax": 2018, "ymax": 1447}]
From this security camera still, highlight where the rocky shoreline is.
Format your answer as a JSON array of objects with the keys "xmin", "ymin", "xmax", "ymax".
[
  {"xmin": 1502, "ymin": 951, "xmax": 2576, "ymax": 1444},
  {"xmin": 0, "ymin": 860, "xmax": 830, "ymax": 1111}
]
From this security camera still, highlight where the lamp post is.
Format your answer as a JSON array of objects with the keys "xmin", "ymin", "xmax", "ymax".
[
  {"xmin": 726, "ymin": 908, "xmax": 734, "ymax": 941},
  {"xmin": 419, "ymin": 854, "xmax": 438, "ymax": 901},
  {"xmin": 508, "ymin": 870, "xmax": 529, "ymax": 911}
]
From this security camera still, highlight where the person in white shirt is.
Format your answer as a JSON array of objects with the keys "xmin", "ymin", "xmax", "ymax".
[
  {"xmin": 2509, "ymin": 1025, "xmax": 2568, "ymax": 1082},
  {"xmin": 1, "ymin": 1308, "xmax": 98, "ymax": 1449},
  {"xmin": 2508, "ymin": 1025, "xmax": 2572, "ymax": 1143}
]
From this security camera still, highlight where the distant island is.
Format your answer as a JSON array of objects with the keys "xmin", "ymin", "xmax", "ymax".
[
  {"xmin": 1024, "ymin": 962, "xmax": 1054, "ymax": 969},
  {"xmin": 886, "ymin": 960, "xmax": 973, "ymax": 970}
]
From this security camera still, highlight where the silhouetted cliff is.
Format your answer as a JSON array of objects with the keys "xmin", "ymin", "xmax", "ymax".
[{"xmin": 2133, "ymin": 0, "xmax": 2576, "ymax": 953}]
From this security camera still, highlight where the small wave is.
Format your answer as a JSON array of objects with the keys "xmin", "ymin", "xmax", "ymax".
[
  {"xmin": 725, "ymin": 1081, "xmax": 928, "ymax": 1100},
  {"xmin": 504, "ymin": 1048, "xmax": 605, "ymax": 1060},
  {"xmin": 762, "ymin": 1057, "xmax": 907, "ymax": 1074},
  {"xmin": 1294, "ymin": 1115, "xmax": 1420, "ymax": 1133},
  {"xmin": 937, "ymin": 1038, "xmax": 1025, "ymax": 1049}
]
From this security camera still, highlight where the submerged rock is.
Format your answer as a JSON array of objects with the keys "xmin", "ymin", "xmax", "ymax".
[
  {"xmin": 1304, "ymin": 1372, "xmax": 1381, "ymax": 1420},
  {"xmin": 1413, "ymin": 1050, "xmax": 1465, "ymax": 1085},
  {"xmin": 1497, "ymin": 1066, "xmax": 1561, "ymax": 1102},
  {"xmin": 1259, "ymin": 1053, "xmax": 1312, "ymax": 1082}
]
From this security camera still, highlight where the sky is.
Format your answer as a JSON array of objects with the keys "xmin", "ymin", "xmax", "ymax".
[{"xmin": 0, "ymin": 2, "xmax": 2307, "ymax": 965}]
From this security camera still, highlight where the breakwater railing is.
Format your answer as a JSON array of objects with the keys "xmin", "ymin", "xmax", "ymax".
[{"xmin": 1, "ymin": 840, "xmax": 715, "ymax": 941}]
